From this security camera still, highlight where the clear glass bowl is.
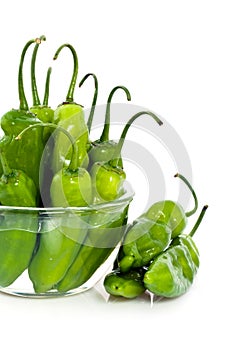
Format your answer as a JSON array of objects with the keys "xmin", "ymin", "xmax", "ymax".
[{"xmin": 0, "ymin": 184, "xmax": 134, "ymax": 298}]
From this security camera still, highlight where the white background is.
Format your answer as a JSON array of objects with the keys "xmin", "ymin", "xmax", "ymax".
[{"xmin": 0, "ymin": 0, "xmax": 232, "ymax": 349}]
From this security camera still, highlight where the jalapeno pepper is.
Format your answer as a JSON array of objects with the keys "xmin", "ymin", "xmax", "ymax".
[
  {"xmin": 143, "ymin": 205, "xmax": 208, "ymax": 298},
  {"xmin": 0, "ymin": 147, "xmax": 38, "ymax": 287},
  {"xmin": 91, "ymin": 110, "xmax": 163, "ymax": 203},
  {"xmin": 118, "ymin": 217, "xmax": 172, "ymax": 273},
  {"xmin": 104, "ymin": 204, "xmax": 208, "ymax": 299},
  {"xmin": 104, "ymin": 268, "xmax": 146, "ymax": 299},
  {"xmin": 52, "ymin": 43, "xmax": 89, "ymax": 171},
  {"xmin": 16, "ymin": 123, "xmax": 92, "ymax": 208},
  {"xmin": 0, "ymin": 38, "xmax": 40, "ymax": 136},
  {"xmin": 117, "ymin": 173, "xmax": 198, "ymax": 272},
  {"xmin": 57, "ymin": 203, "xmax": 130, "ymax": 293},
  {"xmin": 0, "ymin": 37, "xmax": 45, "ymax": 194},
  {"xmin": 50, "ymin": 130, "xmax": 92, "ymax": 208},
  {"xmin": 17, "ymin": 123, "xmax": 92, "ymax": 293},
  {"xmin": 144, "ymin": 173, "xmax": 198, "ymax": 238},
  {"xmin": 56, "ymin": 111, "xmax": 162, "ymax": 293},
  {"xmin": 0, "ymin": 146, "xmax": 37, "ymax": 207},
  {"xmin": 88, "ymin": 85, "xmax": 131, "ymax": 167}
]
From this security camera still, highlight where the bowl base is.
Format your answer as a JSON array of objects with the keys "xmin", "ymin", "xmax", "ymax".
[{"xmin": 0, "ymin": 286, "xmax": 90, "ymax": 298}]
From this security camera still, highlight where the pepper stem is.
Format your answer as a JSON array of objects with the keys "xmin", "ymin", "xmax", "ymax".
[
  {"xmin": 174, "ymin": 173, "xmax": 198, "ymax": 217},
  {"xmin": 53, "ymin": 43, "xmax": 79, "ymax": 103},
  {"xmin": 189, "ymin": 205, "xmax": 208, "ymax": 237},
  {"xmin": 79, "ymin": 73, "xmax": 98, "ymax": 132},
  {"xmin": 31, "ymin": 35, "xmax": 46, "ymax": 107},
  {"xmin": 15, "ymin": 124, "xmax": 79, "ymax": 171},
  {"xmin": 19, "ymin": 37, "xmax": 40, "ymax": 111},
  {"xmin": 43, "ymin": 67, "xmax": 52, "ymax": 106},
  {"xmin": 100, "ymin": 86, "xmax": 131, "ymax": 142},
  {"xmin": 110, "ymin": 111, "xmax": 163, "ymax": 167}
]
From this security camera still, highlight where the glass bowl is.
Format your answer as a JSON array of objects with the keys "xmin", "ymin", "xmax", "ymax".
[{"xmin": 0, "ymin": 184, "xmax": 134, "ymax": 298}]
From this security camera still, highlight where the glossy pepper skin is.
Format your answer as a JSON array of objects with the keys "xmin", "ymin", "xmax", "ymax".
[
  {"xmin": 104, "ymin": 269, "xmax": 146, "ymax": 299},
  {"xmin": 0, "ymin": 148, "xmax": 37, "ymax": 206},
  {"xmin": 116, "ymin": 173, "xmax": 198, "ymax": 273},
  {"xmin": 118, "ymin": 217, "xmax": 172, "ymax": 273},
  {"xmin": 52, "ymin": 43, "xmax": 89, "ymax": 172},
  {"xmin": 50, "ymin": 167, "xmax": 92, "ymax": 207},
  {"xmin": 144, "ymin": 173, "xmax": 198, "ymax": 238},
  {"xmin": 28, "ymin": 212, "xmax": 88, "ymax": 293},
  {"xmin": 57, "ymin": 204, "xmax": 130, "ymax": 293},
  {"xmin": 91, "ymin": 162, "xmax": 126, "ymax": 202},
  {"xmin": 88, "ymin": 85, "xmax": 131, "ymax": 167},
  {"xmin": 0, "ymin": 37, "xmax": 44, "ymax": 193},
  {"xmin": 0, "ymin": 148, "xmax": 37, "ymax": 287},
  {"xmin": 143, "ymin": 205, "xmax": 208, "ymax": 298},
  {"xmin": 28, "ymin": 125, "xmax": 92, "ymax": 293},
  {"xmin": 49, "ymin": 121, "xmax": 92, "ymax": 208},
  {"xmin": 91, "ymin": 111, "xmax": 163, "ymax": 203}
]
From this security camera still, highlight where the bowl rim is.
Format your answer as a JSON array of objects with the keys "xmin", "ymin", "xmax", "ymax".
[{"xmin": 0, "ymin": 182, "xmax": 135, "ymax": 214}]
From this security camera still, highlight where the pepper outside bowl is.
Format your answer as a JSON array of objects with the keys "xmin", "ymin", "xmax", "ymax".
[{"xmin": 0, "ymin": 183, "xmax": 134, "ymax": 298}]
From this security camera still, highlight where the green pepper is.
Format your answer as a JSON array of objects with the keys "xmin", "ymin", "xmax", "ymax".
[
  {"xmin": 88, "ymin": 85, "xmax": 131, "ymax": 166},
  {"xmin": 57, "ymin": 203, "xmax": 130, "ymax": 293},
  {"xmin": 0, "ymin": 38, "xmax": 40, "ymax": 136},
  {"xmin": 103, "ymin": 268, "xmax": 146, "ymax": 299},
  {"xmin": 91, "ymin": 110, "xmax": 163, "ymax": 203},
  {"xmin": 56, "ymin": 111, "xmax": 162, "ymax": 293},
  {"xmin": 143, "ymin": 205, "xmax": 208, "ymax": 298},
  {"xmin": 50, "ymin": 129, "xmax": 92, "ymax": 207},
  {"xmin": 28, "ymin": 210, "xmax": 89, "ymax": 294},
  {"xmin": 144, "ymin": 173, "xmax": 198, "ymax": 238},
  {"xmin": 0, "ymin": 147, "xmax": 37, "ymax": 207},
  {"xmin": 30, "ymin": 36, "xmax": 54, "ymax": 123},
  {"xmin": 52, "ymin": 43, "xmax": 89, "ymax": 171},
  {"xmin": 24, "ymin": 124, "xmax": 92, "ymax": 293},
  {"xmin": 0, "ymin": 37, "xmax": 45, "ymax": 193},
  {"xmin": 0, "ymin": 147, "xmax": 38, "ymax": 287},
  {"xmin": 16, "ymin": 123, "xmax": 92, "ymax": 208},
  {"xmin": 118, "ymin": 217, "xmax": 172, "ymax": 273},
  {"xmin": 28, "ymin": 37, "xmax": 55, "ymax": 202}
]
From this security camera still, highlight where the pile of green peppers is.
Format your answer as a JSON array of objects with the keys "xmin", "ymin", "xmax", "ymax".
[
  {"xmin": 0, "ymin": 36, "xmax": 207, "ymax": 299},
  {"xmin": 104, "ymin": 174, "xmax": 208, "ymax": 299},
  {"xmin": 0, "ymin": 35, "xmax": 166, "ymax": 294}
]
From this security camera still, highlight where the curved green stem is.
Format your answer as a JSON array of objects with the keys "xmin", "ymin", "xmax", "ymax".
[
  {"xmin": 18, "ymin": 38, "xmax": 39, "ymax": 111},
  {"xmin": 15, "ymin": 123, "xmax": 79, "ymax": 171},
  {"xmin": 31, "ymin": 35, "xmax": 46, "ymax": 106},
  {"xmin": 53, "ymin": 43, "xmax": 79, "ymax": 103},
  {"xmin": 43, "ymin": 67, "xmax": 52, "ymax": 106},
  {"xmin": 174, "ymin": 173, "xmax": 198, "ymax": 217},
  {"xmin": 100, "ymin": 86, "xmax": 131, "ymax": 142},
  {"xmin": 79, "ymin": 73, "xmax": 98, "ymax": 132},
  {"xmin": 110, "ymin": 111, "xmax": 163, "ymax": 167},
  {"xmin": 189, "ymin": 205, "xmax": 208, "ymax": 237}
]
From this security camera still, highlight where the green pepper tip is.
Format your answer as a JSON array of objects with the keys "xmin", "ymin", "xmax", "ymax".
[{"xmin": 35, "ymin": 35, "xmax": 46, "ymax": 44}]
